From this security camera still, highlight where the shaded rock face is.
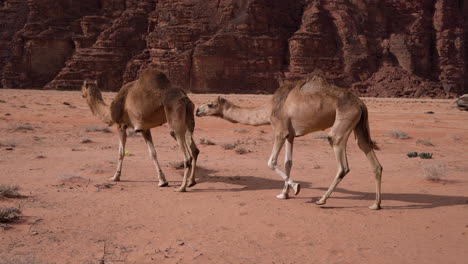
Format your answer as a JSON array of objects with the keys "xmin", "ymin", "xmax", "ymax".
[{"xmin": 0, "ymin": 0, "xmax": 467, "ymax": 97}]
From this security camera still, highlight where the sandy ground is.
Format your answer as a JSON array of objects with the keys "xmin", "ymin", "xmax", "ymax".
[{"xmin": 0, "ymin": 89, "xmax": 467, "ymax": 264}]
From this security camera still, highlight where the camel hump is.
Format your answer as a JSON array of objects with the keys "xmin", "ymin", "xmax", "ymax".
[{"xmin": 137, "ymin": 68, "xmax": 171, "ymax": 90}]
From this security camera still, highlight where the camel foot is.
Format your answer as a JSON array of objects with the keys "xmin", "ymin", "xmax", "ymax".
[
  {"xmin": 292, "ymin": 182, "xmax": 301, "ymax": 196},
  {"xmin": 188, "ymin": 181, "xmax": 197, "ymax": 187},
  {"xmin": 276, "ymin": 193, "xmax": 289, "ymax": 199},
  {"xmin": 158, "ymin": 181, "xmax": 169, "ymax": 187},
  {"xmin": 109, "ymin": 176, "xmax": 120, "ymax": 182},
  {"xmin": 176, "ymin": 187, "xmax": 186, "ymax": 192},
  {"xmin": 315, "ymin": 199, "xmax": 326, "ymax": 205},
  {"xmin": 369, "ymin": 203, "xmax": 381, "ymax": 210}
]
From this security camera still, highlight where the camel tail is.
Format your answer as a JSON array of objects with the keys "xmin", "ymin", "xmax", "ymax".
[{"xmin": 355, "ymin": 103, "xmax": 380, "ymax": 151}]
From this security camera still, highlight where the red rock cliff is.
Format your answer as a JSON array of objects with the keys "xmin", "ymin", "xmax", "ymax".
[{"xmin": 0, "ymin": 0, "xmax": 467, "ymax": 97}]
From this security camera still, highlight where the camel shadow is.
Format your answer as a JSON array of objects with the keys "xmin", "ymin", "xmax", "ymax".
[
  {"xmin": 194, "ymin": 167, "xmax": 312, "ymax": 192},
  {"xmin": 309, "ymin": 187, "xmax": 468, "ymax": 210}
]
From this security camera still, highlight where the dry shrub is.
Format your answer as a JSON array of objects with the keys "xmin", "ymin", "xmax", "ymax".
[
  {"xmin": 234, "ymin": 146, "xmax": 250, "ymax": 155},
  {"xmin": 221, "ymin": 143, "xmax": 237, "ymax": 150},
  {"xmin": 199, "ymin": 138, "xmax": 216, "ymax": 145},
  {"xmin": 422, "ymin": 163, "xmax": 446, "ymax": 182},
  {"xmin": 10, "ymin": 124, "xmax": 34, "ymax": 132},
  {"xmin": 85, "ymin": 125, "xmax": 111, "ymax": 133},
  {"xmin": 416, "ymin": 139, "xmax": 434, "ymax": 146},
  {"xmin": 0, "ymin": 185, "xmax": 23, "ymax": 198},
  {"xmin": 0, "ymin": 139, "xmax": 17, "ymax": 147},
  {"xmin": 0, "ymin": 207, "xmax": 22, "ymax": 223},
  {"xmin": 81, "ymin": 138, "xmax": 93, "ymax": 144},
  {"xmin": 388, "ymin": 130, "xmax": 410, "ymax": 139},
  {"xmin": 58, "ymin": 174, "xmax": 89, "ymax": 184}
]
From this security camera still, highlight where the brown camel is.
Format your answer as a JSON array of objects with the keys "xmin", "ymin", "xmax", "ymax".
[
  {"xmin": 81, "ymin": 68, "xmax": 199, "ymax": 192},
  {"xmin": 455, "ymin": 94, "xmax": 468, "ymax": 111},
  {"xmin": 196, "ymin": 75, "xmax": 383, "ymax": 209}
]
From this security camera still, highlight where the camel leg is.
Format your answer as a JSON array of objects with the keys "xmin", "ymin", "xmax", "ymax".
[
  {"xmin": 141, "ymin": 130, "xmax": 168, "ymax": 187},
  {"xmin": 173, "ymin": 132, "xmax": 192, "ymax": 192},
  {"xmin": 355, "ymin": 133, "xmax": 383, "ymax": 210},
  {"xmin": 110, "ymin": 126, "xmax": 127, "ymax": 181},
  {"xmin": 284, "ymin": 135, "xmax": 300, "ymax": 196},
  {"xmin": 186, "ymin": 132, "xmax": 199, "ymax": 187},
  {"xmin": 315, "ymin": 130, "xmax": 351, "ymax": 205},
  {"xmin": 267, "ymin": 132, "xmax": 299, "ymax": 199}
]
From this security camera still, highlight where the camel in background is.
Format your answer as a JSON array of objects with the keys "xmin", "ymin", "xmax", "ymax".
[
  {"xmin": 81, "ymin": 68, "xmax": 199, "ymax": 192},
  {"xmin": 196, "ymin": 75, "xmax": 383, "ymax": 209},
  {"xmin": 455, "ymin": 94, "xmax": 468, "ymax": 111}
]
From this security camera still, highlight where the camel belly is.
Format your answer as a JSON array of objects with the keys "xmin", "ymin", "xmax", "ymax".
[{"xmin": 126, "ymin": 106, "xmax": 167, "ymax": 130}]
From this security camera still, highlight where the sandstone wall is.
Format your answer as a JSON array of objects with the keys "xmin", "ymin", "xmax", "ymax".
[{"xmin": 0, "ymin": 0, "xmax": 466, "ymax": 97}]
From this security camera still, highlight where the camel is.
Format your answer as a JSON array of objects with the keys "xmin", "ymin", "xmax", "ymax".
[
  {"xmin": 196, "ymin": 75, "xmax": 383, "ymax": 209},
  {"xmin": 455, "ymin": 94, "xmax": 468, "ymax": 111},
  {"xmin": 81, "ymin": 68, "xmax": 199, "ymax": 192}
]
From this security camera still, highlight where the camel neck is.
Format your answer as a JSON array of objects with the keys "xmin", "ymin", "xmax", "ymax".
[
  {"xmin": 221, "ymin": 101, "xmax": 271, "ymax": 126},
  {"xmin": 86, "ymin": 90, "xmax": 113, "ymax": 125}
]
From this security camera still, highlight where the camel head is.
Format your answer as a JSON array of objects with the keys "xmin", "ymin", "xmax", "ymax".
[
  {"xmin": 81, "ymin": 80, "xmax": 99, "ymax": 99},
  {"xmin": 196, "ymin": 96, "xmax": 228, "ymax": 117},
  {"xmin": 455, "ymin": 94, "xmax": 468, "ymax": 111}
]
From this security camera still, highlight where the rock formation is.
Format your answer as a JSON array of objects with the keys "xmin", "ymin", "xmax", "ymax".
[{"xmin": 0, "ymin": 0, "xmax": 467, "ymax": 97}]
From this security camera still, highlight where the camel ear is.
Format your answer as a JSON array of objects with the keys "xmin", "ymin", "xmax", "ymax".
[
  {"xmin": 217, "ymin": 96, "xmax": 226, "ymax": 103},
  {"xmin": 92, "ymin": 80, "xmax": 98, "ymax": 84},
  {"xmin": 83, "ymin": 80, "xmax": 88, "ymax": 85}
]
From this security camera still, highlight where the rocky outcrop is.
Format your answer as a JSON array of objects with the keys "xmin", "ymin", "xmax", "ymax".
[{"xmin": 0, "ymin": 0, "xmax": 467, "ymax": 97}]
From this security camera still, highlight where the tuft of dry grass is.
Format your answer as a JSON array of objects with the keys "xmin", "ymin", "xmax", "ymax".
[
  {"xmin": 416, "ymin": 139, "xmax": 434, "ymax": 146},
  {"xmin": 422, "ymin": 163, "xmax": 446, "ymax": 182},
  {"xmin": 0, "ymin": 139, "xmax": 17, "ymax": 148},
  {"xmin": 10, "ymin": 124, "xmax": 34, "ymax": 132},
  {"xmin": 199, "ymin": 138, "xmax": 216, "ymax": 146},
  {"xmin": 85, "ymin": 125, "xmax": 111, "ymax": 133},
  {"xmin": 0, "ymin": 185, "xmax": 23, "ymax": 198},
  {"xmin": 388, "ymin": 130, "xmax": 410, "ymax": 139},
  {"xmin": 221, "ymin": 143, "xmax": 238, "ymax": 150},
  {"xmin": 0, "ymin": 207, "xmax": 22, "ymax": 223},
  {"xmin": 58, "ymin": 174, "xmax": 89, "ymax": 184},
  {"xmin": 80, "ymin": 138, "xmax": 93, "ymax": 144},
  {"xmin": 234, "ymin": 146, "xmax": 250, "ymax": 155}
]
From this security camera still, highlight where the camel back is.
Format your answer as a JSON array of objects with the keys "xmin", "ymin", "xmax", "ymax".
[
  {"xmin": 137, "ymin": 68, "xmax": 171, "ymax": 90},
  {"xmin": 272, "ymin": 79, "xmax": 307, "ymax": 117}
]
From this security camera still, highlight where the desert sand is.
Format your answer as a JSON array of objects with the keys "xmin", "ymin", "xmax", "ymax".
[{"xmin": 0, "ymin": 89, "xmax": 467, "ymax": 264}]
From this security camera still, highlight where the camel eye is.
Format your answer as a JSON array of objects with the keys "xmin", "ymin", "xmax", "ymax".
[{"xmin": 207, "ymin": 103, "xmax": 213, "ymax": 108}]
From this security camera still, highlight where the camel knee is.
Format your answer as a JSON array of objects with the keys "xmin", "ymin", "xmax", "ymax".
[
  {"xmin": 192, "ymin": 146, "xmax": 200, "ymax": 160},
  {"xmin": 338, "ymin": 167, "xmax": 350, "ymax": 179},
  {"xmin": 184, "ymin": 157, "xmax": 193, "ymax": 168},
  {"xmin": 374, "ymin": 164, "xmax": 383, "ymax": 178},
  {"xmin": 268, "ymin": 159, "xmax": 277, "ymax": 170},
  {"xmin": 284, "ymin": 160, "xmax": 292, "ymax": 170}
]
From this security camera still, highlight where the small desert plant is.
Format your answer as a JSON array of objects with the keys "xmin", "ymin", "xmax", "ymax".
[
  {"xmin": 94, "ymin": 183, "xmax": 115, "ymax": 191},
  {"xmin": 407, "ymin": 152, "xmax": 418, "ymax": 158},
  {"xmin": 85, "ymin": 125, "xmax": 111, "ymax": 133},
  {"xmin": 312, "ymin": 164, "xmax": 321, "ymax": 169},
  {"xmin": 234, "ymin": 146, "xmax": 250, "ymax": 155},
  {"xmin": 0, "ymin": 185, "xmax": 22, "ymax": 198},
  {"xmin": 58, "ymin": 174, "xmax": 89, "ymax": 183},
  {"xmin": 451, "ymin": 135, "xmax": 462, "ymax": 142},
  {"xmin": 418, "ymin": 152, "xmax": 433, "ymax": 159},
  {"xmin": 10, "ymin": 124, "xmax": 34, "ymax": 132},
  {"xmin": 80, "ymin": 138, "xmax": 93, "ymax": 144},
  {"xmin": 388, "ymin": 130, "xmax": 410, "ymax": 139},
  {"xmin": 0, "ymin": 207, "xmax": 22, "ymax": 223},
  {"xmin": 416, "ymin": 139, "xmax": 434, "ymax": 146},
  {"xmin": 199, "ymin": 138, "xmax": 216, "ymax": 146},
  {"xmin": 422, "ymin": 164, "xmax": 445, "ymax": 181},
  {"xmin": 424, "ymin": 111, "xmax": 434, "ymax": 114},
  {"xmin": 221, "ymin": 142, "xmax": 238, "ymax": 150},
  {"xmin": 0, "ymin": 140, "xmax": 17, "ymax": 147},
  {"xmin": 168, "ymin": 161, "xmax": 185, "ymax": 169}
]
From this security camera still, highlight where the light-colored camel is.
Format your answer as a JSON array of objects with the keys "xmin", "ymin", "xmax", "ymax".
[
  {"xmin": 455, "ymin": 94, "xmax": 468, "ymax": 111},
  {"xmin": 81, "ymin": 68, "xmax": 199, "ymax": 192},
  {"xmin": 196, "ymin": 75, "xmax": 383, "ymax": 209}
]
